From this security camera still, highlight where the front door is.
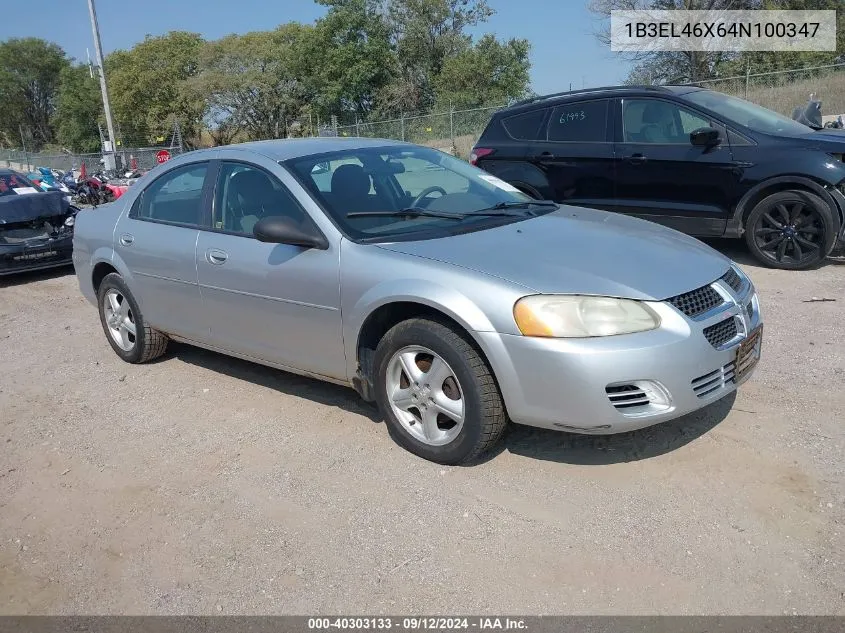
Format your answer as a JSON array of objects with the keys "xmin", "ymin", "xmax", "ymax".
[
  {"xmin": 113, "ymin": 161, "xmax": 211, "ymax": 341},
  {"xmin": 195, "ymin": 159, "xmax": 345, "ymax": 380},
  {"xmin": 526, "ymin": 99, "xmax": 616, "ymax": 211},
  {"xmin": 613, "ymin": 97, "xmax": 737, "ymax": 236}
]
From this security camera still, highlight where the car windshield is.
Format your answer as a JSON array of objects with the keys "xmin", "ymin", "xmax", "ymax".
[
  {"xmin": 285, "ymin": 145, "xmax": 549, "ymax": 241},
  {"xmin": 0, "ymin": 172, "xmax": 39, "ymax": 197},
  {"xmin": 683, "ymin": 89, "xmax": 812, "ymax": 136}
]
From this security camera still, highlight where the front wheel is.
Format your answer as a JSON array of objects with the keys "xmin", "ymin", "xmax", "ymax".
[
  {"xmin": 744, "ymin": 190, "xmax": 839, "ymax": 270},
  {"xmin": 373, "ymin": 318, "xmax": 507, "ymax": 465}
]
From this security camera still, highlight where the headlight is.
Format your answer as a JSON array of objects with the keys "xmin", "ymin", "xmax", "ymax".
[
  {"xmin": 513, "ymin": 295, "xmax": 660, "ymax": 338},
  {"xmin": 64, "ymin": 216, "xmax": 75, "ymax": 227}
]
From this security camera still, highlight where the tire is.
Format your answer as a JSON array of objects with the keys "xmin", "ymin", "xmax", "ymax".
[
  {"xmin": 373, "ymin": 318, "xmax": 507, "ymax": 465},
  {"xmin": 97, "ymin": 272, "xmax": 168, "ymax": 363},
  {"xmin": 744, "ymin": 190, "xmax": 840, "ymax": 270}
]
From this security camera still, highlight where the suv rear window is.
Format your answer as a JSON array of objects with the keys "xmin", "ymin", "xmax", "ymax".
[
  {"xmin": 547, "ymin": 100, "xmax": 609, "ymax": 142},
  {"xmin": 502, "ymin": 109, "xmax": 545, "ymax": 140}
]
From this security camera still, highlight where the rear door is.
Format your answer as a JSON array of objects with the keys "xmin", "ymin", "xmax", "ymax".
[
  {"xmin": 525, "ymin": 99, "xmax": 616, "ymax": 210},
  {"xmin": 613, "ymin": 97, "xmax": 737, "ymax": 236},
  {"xmin": 114, "ymin": 161, "xmax": 212, "ymax": 341}
]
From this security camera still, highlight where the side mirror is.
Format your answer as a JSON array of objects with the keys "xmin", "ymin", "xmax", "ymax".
[
  {"xmin": 253, "ymin": 216, "xmax": 329, "ymax": 250},
  {"xmin": 690, "ymin": 127, "xmax": 720, "ymax": 147}
]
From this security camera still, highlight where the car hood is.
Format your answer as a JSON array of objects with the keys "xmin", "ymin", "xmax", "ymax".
[
  {"xmin": 0, "ymin": 190, "xmax": 70, "ymax": 223},
  {"xmin": 376, "ymin": 207, "xmax": 731, "ymax": 301}
]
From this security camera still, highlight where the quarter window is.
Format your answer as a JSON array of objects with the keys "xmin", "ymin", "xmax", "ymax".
[
  {"xmin": 132, "ymin": 162, "xmax": 208, "ymax": 226},
  {"xmin": 623, "ymin": 99, "xmax": 712, "ymax": 144},
  {"xmin": 547, "ymin": 101, "xmax": 609, "ymax": 142},
  {"xmin": 502, "ymin": 109, "xmax": 546, "ymax": 140},
  {"xmin": 213, "ymin": 162, "xmax": 308, "ymax": 236}
]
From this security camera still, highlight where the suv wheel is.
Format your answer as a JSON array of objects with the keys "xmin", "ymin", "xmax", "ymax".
[
  {"xmin": 745, "ymin": 190, "xmax": 839, "ymax": 270},
  {"xmin": 97, "ymin": 273, "xmax": 168, "ymax": 363},
  {"xmin": 373, "ymin": 318, "xmax": 507, "ymax": 465}
]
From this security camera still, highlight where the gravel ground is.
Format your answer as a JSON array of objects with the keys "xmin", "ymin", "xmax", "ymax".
[{"xmin": 0, "ymin": 241, "xmax": 843, "ymax": 615}]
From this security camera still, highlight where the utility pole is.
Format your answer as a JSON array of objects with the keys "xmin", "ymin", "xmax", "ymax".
[{"xmin": 87, "ymin": 0, "xmax": 117, "ymax": 171}]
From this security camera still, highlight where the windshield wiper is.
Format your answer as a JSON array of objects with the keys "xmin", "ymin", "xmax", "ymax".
[
  {"xmin": 469, "ymin": 200, "xmax": 559, "ymax": 216},
  {"xmin": 346, "ymin": 207, "xmax": 466, "ymax": 220}
]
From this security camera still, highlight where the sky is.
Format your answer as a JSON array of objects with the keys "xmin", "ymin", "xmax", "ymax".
[{"xmin": 0, "ymin": 0, "xmax": 630, "ymax": 97}]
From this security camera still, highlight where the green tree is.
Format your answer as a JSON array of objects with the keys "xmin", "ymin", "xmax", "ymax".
[
  {"xmin": 304, "ymin": 0, "xmax": 394, "ymax": 119},
  {"xmin": 105, "ymin": 31, "xmax": 204, "ymax": 147},
  {"xmin": 380, "ymin": 0, "xmax": 494, "ymax": 114},
  {"xmin": 433, "ymin": 34, "xmax": 531, "ymax": 110},
  {"xmin": 0, "ymin": 37, "xmax": 68, "ymax": 149},
  {"xmin": 54, "ymin": 64, "xmax": 102, "ymax": 153},
  {"xmin": 192, "ymin": 24, "xmax": 314, "ymax": 142}
]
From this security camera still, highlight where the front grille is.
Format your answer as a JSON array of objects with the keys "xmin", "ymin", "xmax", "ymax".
[
  {"xmin": 703, "ymin": 317, "xmax": 738, "ymax": 348},
  {"xmin": 605, "ymin": 384, "xmax": 651, "ymax": 410},
  {"xmin": 668, "ymin": 284, "xmax": 723, "ymax": 318},
  {"xmin": 721, "ymin": 268, "xmax": 743, "ymax": 294}
]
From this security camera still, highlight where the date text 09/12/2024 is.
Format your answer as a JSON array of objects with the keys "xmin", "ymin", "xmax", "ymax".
[{"xmin": 307, "ymin": 617, "xmax": 527, "ymax": 630}]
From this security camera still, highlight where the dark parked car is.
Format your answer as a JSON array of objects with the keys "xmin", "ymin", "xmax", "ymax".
[
  {"xmin": 471, "ymin": 85, "xmax": 845, "ymax": 269},
  {"xmin": 0, "ymin": 169, "xmax": 77, "ymax": 276}
]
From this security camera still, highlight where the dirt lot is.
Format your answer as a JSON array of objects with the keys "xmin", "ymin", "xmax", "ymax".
[{"xmin": 1, "ymin": 241, "xmax": 843, "ymax": 615}]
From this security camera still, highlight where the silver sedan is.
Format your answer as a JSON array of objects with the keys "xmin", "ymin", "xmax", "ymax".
[{"xmin": 72, "ymin": 138, "xmax": 763, "ymax": 464}]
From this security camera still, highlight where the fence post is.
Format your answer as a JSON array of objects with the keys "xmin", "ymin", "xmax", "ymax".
[
  {"xmin": 400, "ymin": 113, "xmax": 405, "ymax": 142},
  {"xmin": 19, "ymin": 126, "xmax": 30, "ymax": 172},
  {"xmin": 449, "ymin": 100, "xmax": 454, "ymax": 151},
  {"xmin": 745, "ymin": 63, "xmax": 751, "ymax": 100},
  {"xmin": 355, "ymin": 115, "xmax": 360, "ymax": 137}
]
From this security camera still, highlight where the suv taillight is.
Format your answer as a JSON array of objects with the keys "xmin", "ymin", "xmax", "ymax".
[{"xmin": 469, "ymin": 147, "xmax": 494, "ymax": 166}]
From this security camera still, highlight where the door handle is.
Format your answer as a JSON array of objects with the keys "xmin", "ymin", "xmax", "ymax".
[
  {"xmin": 206, "ymin": 248, "xmax": 229, "ymax": 265},
  {"xmin": 119, "ymin": 233, "xmax": 134, "ymax": 246},
  {"xmin": 531, "ymin": 151, "xmax": 555, "ymax": 161},
  {"xmin": 626, "ymin": 154, "xmax": 647, "ymax": 165}
]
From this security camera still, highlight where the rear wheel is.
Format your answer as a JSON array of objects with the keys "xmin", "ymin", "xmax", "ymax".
[
  {"xmin": 97, "ymin": 273, "xmax": 168, "ymax": 363},
  {"xmin": 745, "ymin": 190, "xmax": 839, "ymax": 270},
  {"xmin": 373, "ymin": 318, "xmax": 507, "ymax": 465}
]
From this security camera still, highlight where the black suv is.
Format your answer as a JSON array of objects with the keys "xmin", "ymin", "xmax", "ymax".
[{"xmin": 471, "ymin": 85, "xmax": 845, "ymax": 269}]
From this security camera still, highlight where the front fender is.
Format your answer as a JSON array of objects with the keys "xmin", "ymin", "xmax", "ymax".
[{"xmin": 343, "ymin": 278, "xmax": 512, "ymax": 382}]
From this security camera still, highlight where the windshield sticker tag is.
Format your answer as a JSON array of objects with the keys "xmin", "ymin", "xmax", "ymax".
[
  {"xmin": 478, "ymin": 174, "xmax": 521, "ymax": 193},
  {"xmin": 12, "ymin": 187, "xmax": 39, "ymax": 195}
]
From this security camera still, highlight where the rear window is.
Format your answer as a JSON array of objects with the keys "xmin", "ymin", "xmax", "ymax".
[
  {"xmin": 547, "ymin": 100, "xmax": 609, "ymax": 143},
  {"xmin": 0, "ymin": 172, "xmax": 38, "ymax": 197},
  {"xmin": 502, "ymin": 109, "xmax": 545, "ymax": 140}
]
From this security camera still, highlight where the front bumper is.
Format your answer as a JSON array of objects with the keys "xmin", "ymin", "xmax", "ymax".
[
  {"xmin": 0, "ymin": 234, "xmax": 74, "ymax": 276},
  {"xmin": 478, "ymin": 280, "xmax": 762, "ymax": 434}
]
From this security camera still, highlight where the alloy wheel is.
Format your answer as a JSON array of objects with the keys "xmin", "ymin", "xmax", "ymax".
[
  {"xmin": 102, "ymin": 288, "xmax": 137, "ymax": 351},
  {"xmin": 385, "ymin": 345, "xmax": 465, "ymax": 446},
  {"xmin": 753, "ymin": 200, "xmax": 824, "ymax": 266}
]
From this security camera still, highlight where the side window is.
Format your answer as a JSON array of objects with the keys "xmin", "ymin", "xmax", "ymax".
[
  {"xmin": 623, "ymin": 99, "xmax": 712, "ymax": 144},
  {"xmin": 502, "ymin": 109, "xmax": 546, "ymax": 140},
  {"xmin": 213, "ymin": 162, "xmax": 308, "ymax": 236},
  {"xmin": 547, "ymin": 101, "xmax": 609, "ymax": 142},
  {"xmin": 131, "ymin": 162, "xmax": 208, "ymax": 227}
]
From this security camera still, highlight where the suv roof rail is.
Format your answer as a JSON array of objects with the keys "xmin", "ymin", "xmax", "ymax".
[{"xmin": 509, "ymin": 84, "xmax": 670, "ymax": 108}]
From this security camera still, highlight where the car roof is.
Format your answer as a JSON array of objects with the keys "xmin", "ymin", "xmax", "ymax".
[
  {"xmin": 186, "ymin": 137, "xmax": 416, "ymax": 162},
  {"xmin": 499, "ymin": 84, "xmax": 705, "ymax": 116}
]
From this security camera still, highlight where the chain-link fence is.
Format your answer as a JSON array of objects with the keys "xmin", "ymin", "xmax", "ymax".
[
  {"xmin": 336, "ymin": 104, "xmax": 505, "ymax": 159},
  {"xmin": 686, "ymin": 63, "xmax": 845, "ymax": 119},
  {"xmin": 0, "ymin": 120, "xmax": 185, "ymax": 176}
]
